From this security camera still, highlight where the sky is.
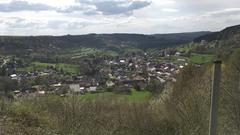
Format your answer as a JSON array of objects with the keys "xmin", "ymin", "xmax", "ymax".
[{"xmin": 0, "ymin": 0, "xmax": 240, "ymax": 35}]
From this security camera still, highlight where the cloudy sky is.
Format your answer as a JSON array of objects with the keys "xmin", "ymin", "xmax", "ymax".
[{"xmin": 0, "ymin": 0, "xmax": 240, "ymax": 35}]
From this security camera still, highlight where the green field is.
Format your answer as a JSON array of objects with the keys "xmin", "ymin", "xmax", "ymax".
[
  {"xmin": 59, "ymin": 47, "xmax": 145, "ymax": 59},
  {"xmin": 104, "ymin": 50, "xmax": 119, "ymax": 57},
  {"xmin": 80, "ymin": 90, "xmax": 151, "ymax": 102},
  {"xmin": 17, "ymin": 62, "xmax": 80, "ymax": 74},
  {"xmin": 59, "ymin": 48, "xmax": 100, "ymax": 59},
  {"xmin": 189, "ymin": 53, "xmax": 214, "ymax": 64},
  {"xmin": 60, "ymin": 47, "xmax": 119, "ymax": 59},
  {"xmin": 123, "ymin": 47, "xmax": 144, "ymax": 55},
  {"xmin": 177, "ymin": 44, "xmax": 197, "ymax": 53}
]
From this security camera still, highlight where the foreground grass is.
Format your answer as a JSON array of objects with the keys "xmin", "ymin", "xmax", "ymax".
[{"xmin": 0, "ymin": 94, "xmax": 175, "ymax": 135}]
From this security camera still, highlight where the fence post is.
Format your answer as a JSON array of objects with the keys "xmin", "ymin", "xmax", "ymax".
[{"xmin": 209, "ymin": 60, "xmax": 222, "ymax": 135}]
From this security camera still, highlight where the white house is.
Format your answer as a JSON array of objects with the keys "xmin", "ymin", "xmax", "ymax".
[
  {"xmin": 87, "ymin": 86, "xmax": 97, "ymax": 92},
  {"xmin": 106, "ymin": 81, "xmax": 115, "ymax": 87},
  {"xmin": 120, "ymin": 60, "xmax": 126, "ymax": 63},
  {"xmin": 10, "ymin": 74, "xmax": 18, "ymax": 80},
  {"xmin": 69, "ymin": 84, "xmax": 81, "ymax": 93}
]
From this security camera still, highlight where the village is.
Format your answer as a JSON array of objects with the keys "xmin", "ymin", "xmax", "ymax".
[{"xmin": 1, "ymin": 49, "xmax": 189, "ymax": 97}]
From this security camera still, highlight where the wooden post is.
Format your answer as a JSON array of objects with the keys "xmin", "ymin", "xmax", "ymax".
[{"xmin": 209, "ymin": 60, "xmax": 222, "ymax": 135}]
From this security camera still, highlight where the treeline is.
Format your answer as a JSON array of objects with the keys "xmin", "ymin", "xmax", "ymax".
[
  {"xmin": 0, "ymin": 32, "xmax": 209, "ymax": 57},
  {"xmin": 0, "ymin": 50, "xmax": 239, "ymax": 135}
]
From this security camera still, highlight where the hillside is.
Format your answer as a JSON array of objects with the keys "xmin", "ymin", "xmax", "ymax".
[
  {"xmin": 154, "ymin": 31, "xmax": 210, "ymax": 42},
  {"xmin": 194, "ymin": 24, "xmax": 240, "ymax": 42},
  {"xmin": 0, "ymin": 32, "xmax": 209, "ymax": 56},
  {"xmin": 192, "ymin": 24, "xmax": 240, "ymax": 55}
]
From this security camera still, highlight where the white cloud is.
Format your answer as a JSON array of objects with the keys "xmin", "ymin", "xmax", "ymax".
[
  {"xmin": 74, "ymin": 0, "xmax": 152, "ymax": 15},
  {"xmin": 162, "ymin": 8, "xmax": 178, "ymax": 12},
  {"xmin": 0, "ymin": 0, "xmax": 54, "ymax": 12},
  {"xmin": 204, "ymin": 8, "xmax": 240, "ymax": 17},
  {"xmin": 26, "ymin": 0, "xmax": 76, "ymax": 7},
  {"xmin": 0, "ymin": 0, "xmax": 240, "ymax": 35}
]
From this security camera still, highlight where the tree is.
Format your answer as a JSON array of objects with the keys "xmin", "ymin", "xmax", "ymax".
[
  {"xmin": 133, "ymin": 83, "xmax": 141, "ymax": 91},
  {"xmin": 0, "ymin": 66, "xmax": 7, "ymax": 76},
  {"xmin": 19, "ymin": 77, "xmax": 31, "ymax": 92},
  {"xmin": 147, "ymin": 79, "xmax": 164, "ymax": 94},
  {"xmin": 0, "ymin": 77, "xmax": 18, "ymax": 96}
]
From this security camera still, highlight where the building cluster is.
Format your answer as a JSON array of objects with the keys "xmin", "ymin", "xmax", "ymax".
[{"xmin": 5, "ymin": 50, "xmax": 189, "ymax": 97}]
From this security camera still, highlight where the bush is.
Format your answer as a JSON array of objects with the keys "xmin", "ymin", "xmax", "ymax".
[
  {"xmin": 0, "ymin": 95, "xmax": 178, "ymax": 135},
  {"xmin": 220, "ymin": 50, "xmax": 240, "ymax": 135},
  {"xmin": 165, "ymin": 65, "xmax": 211, "ymax": 135}
]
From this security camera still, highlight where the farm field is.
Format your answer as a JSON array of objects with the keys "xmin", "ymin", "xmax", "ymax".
[
  {"xmin": 189, "ymin": 53, "xmax": 214, "ymax": 64},
  {"xmin": 17, "ymin": 62, "xmax": 80, "ymax": 74},
  {"xmin": 80, "ymin": 90, "xmax": 151, "ymax": 102}
]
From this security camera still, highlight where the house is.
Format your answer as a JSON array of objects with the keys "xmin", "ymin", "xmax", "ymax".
[
  {"xmin": 164, "ymin": 67, "xmax": 169, "ymax": 70},
  {"xmin": 79, "ymin": 82, "xmax": 92, "ymax": 88},
  {"xmin": 80, "ymin": 87, "xmax": 85, "ymax": 91},
  {"xmin": 69, "ymin": 84, "xmax": 81, "ymax": 93},
  {"xmin": 135, "ymin": 65, "xmax": 139, "ymax": 68},
  {"xmin": 178, "ymin": 59, "xmax": 186, "ymax": 62},
  {"xmin": 200, "ymin": 40, "xmax": 207, "ymax": 46},
  {"xmin": 175, "ymin": 52, "xmax": 181, "ymax": 56},
  {"xmin": 148, "ymin": 67, "xmax": 156, "ymax": 72},
  {"xmin": 32, "ymin": 85, "xmax": 44, "ymax": 91},
  {"xmin": 179, "ymin": 65, "xmax": 184, "ymax": 69},
  {"xmin": 52, "ymin": 83, "xmax": 62, "ymax": 87},
  {"xmin": 157, "ymin": 71, "xmax": 164, "ymax": 75},
  {"xmin": 106, "ymin": 81, "xmax": 115, "ymax": 87},
  {"xmin": 38, "ymin": 91, "xmax": 45, "ymax": 95},
  {"xmin": 157, "ymin": 77, "xmax": 166, "ymax": 83},
  {"xmin": 87, "ymin": 86, "xmax": 97, "ymax": 92},
  {"xmin": 120, "ymin": 60, "xmax": 126, "ymax": 63},
  {"xmin": 164, "ymin": 72, "xmax": 171, "ymax": 76},
  {"xmin": 10, "ymin": 74, "xmax": 18, "ymax": 80},
  {"xmin": 171, "ymin": 78, "xmax": 177, "ymax": 82},
  {"xmin": 128, "ymin": 63, "xmax": 133, "ymax": 67},
  {"xmin": 13, "ymin": 90, "xmax": 21, "ymax": 94},
  {"xmin": 39, "ymin": 72, "xmax": 49, "ymax": 76},
  {"xmin": 72, "ymin": 76, "xmax": 83, "ymax": 81},
  {"xmin": 133, "ymin": 76, "xmax": 145, "ymax": 81}
]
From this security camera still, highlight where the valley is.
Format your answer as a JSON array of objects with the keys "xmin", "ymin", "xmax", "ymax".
[{"xmin": 0, "ymin": 24, "xmax": 239, "ymax": 135}]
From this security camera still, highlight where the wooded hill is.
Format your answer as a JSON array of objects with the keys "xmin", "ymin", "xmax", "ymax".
[
  {"xmin": 195, "ymin": 24, "xmax": 240, "ymax": 42},
  {"xmin": 192, "ymin": 24, "xmax": 240, "ymax": 55},
  {"xmin": 0, "ymin": 32, "xmax": 210, "ymax": 56}
]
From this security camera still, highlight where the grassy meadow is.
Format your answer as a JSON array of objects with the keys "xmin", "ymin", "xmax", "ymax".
[
  {"xmin": 17, "ymin": 62, "xmax": 80, "ymax": 74},
  {"xmin": 189, "ymin": 53, "xmax": 214, "ymax": 64},
  {"xmin": 80, "ymin": 90, "xmax": 151, "ymax": 102}
]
